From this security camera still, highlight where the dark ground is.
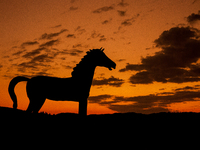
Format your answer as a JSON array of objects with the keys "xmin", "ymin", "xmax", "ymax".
[
  {"xmin": 1, "ymin": 106, "xmax": 200, "ymax": 129},
  {"xmin": 0, "ymin": 106, "xmax": 199, "ymax": 148}
]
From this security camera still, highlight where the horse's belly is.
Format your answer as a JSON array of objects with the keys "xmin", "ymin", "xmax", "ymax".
[{"xmin": 46, "ymin": 90, "xmax": 79, "ymax": 102}]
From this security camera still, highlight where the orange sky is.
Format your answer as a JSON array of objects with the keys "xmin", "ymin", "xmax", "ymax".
[{"xmin": 1, "ymin": 0, "xmax": 200, "ymax": 114}]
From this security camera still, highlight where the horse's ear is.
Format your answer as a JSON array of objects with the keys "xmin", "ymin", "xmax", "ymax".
[
  {"xmin": 87, "ymin": 50, "xmax": 90, "ymax": 54},
  {"xmin": 100, "ymin": 47, "xmax": 104, "ymax": 51}
]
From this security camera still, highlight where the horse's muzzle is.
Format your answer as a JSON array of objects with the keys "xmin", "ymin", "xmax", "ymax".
[{"xmin": 108, "ymin": 62, "xmax": 116, "ymax": 70}]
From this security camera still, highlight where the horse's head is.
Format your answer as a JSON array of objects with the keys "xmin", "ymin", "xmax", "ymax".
[{"xmin": 89, "ymin": 47, "xmax": 116, "ymax": 70}]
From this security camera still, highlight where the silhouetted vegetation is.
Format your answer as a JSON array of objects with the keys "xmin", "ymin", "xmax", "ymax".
[
  {"xmin": 2, "ymin": 105, "xmax": 200, "ymax": 145},
  {"xmin": 1, "ymin": 106, "xmax": 200, "ymax": 126}
]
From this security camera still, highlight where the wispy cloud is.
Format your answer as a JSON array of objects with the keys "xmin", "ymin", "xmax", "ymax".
[
  {"xmin": 12, "ymin": 50, "xmax": 26, "ymax": 56},
  {"xmin": 67, "ymin": 49, "xmax": 83, "ymax": 56},
  {"xmin": 92, "ymin": 5, "xmax": 114, "ymax": 13},
  {"xmin": 74, "ymin": 26, "xmax": 86, "ymax": 35},
  {"xmin": 21, "ymin": 41, "xmax": 39, "ymax": 47},
  {"xmin": 62, "ymin": 65, "xmax": 73, "ymax": 69},
  {"xmin": 22, "ymin": 47, "xmax": 46, "ymax": 58},
  {"xmin": 39, "ymin": 29, "xmax": 68, "ymax": 40},
  {"xmin": 89, "ymin": 85, "xmax": 200, "ymax": 114},
  {"xmin": 31, "ymin": 54, "xmax": 54, "ymax": 63},
  {"xmin": 88, "ymin": 95, "xmax": 113, "ymax": 103},
  {"xmin": 117, "ymin": 14, "xmax": 140, "ymax": 30},
  {"xmin": 57, "ymin": 49, "xmax": 83, "ymax": 56},
  {"xmin": 39, "ymin": 39, "xmax": 59, "ymax": 47},
  {"xmin": 87, "ymin": 30, "xmax": 107, "ymax": 41},
  {"xmin": 117, "ymin": 59, "xmax": 126, "ymax": 62},
  {"xmin": 121, "ymin": 14, "xmax": 140, "ymax": 26},
  {"xmin": 92, "ymin": 76, "xmax": 125, "ymax": 87},
  {"xmin": 51, "ymin": 24, "xmax": 62, "ymax": 28},
  {"xmin": 66, "ymin": 34, "xmax": 76, "ymax": 38},
  {"xmin": 16, "ymin": 51, "xmax": 57, "ymax": 76}
]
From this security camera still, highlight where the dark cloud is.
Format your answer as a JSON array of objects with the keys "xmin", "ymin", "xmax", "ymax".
[
  {"xmin": 17, "ymin": 53, "xmax": 54, "ymax": 73},
  {"xmin": 92, "ymin": 76, "xmax": 125, "ymax": 87},
  {"xmin": 72, "ymin": 43, "xmax": 88, "ymax": 49},
  {"xmin": 89, "ymin": 86, "xmax": 200, "ymax": 114},
  {"xmin": 117, "ymin": 59, "xmax": 126, "ymax": 62},
  {"xmin": 129, "ymin": 71, "xmax": 153, "ymax": 84},
  {"xmin": 118, "ymin": 14, "xmax": 140, "ymax": 29},
  {"xmin": 21, "ymin": 41, "xmax": 39, "ymax": 47},
  {"xmin": 99, "ymin": 35, "xmax": 106, "ymax": 42},
  {"xmin": 187, "ymin": 10, "xmax": 200, "ymax": 24},
  {"xmin": 51, "ymin": 24, "xmax": 62, "ymax": 28},
  {"xmin": 87, "ymin": 31, "xmax": 106, "ymax": 41},
  {"xmin": 102, "ymin": 20, "xmax": 109, "ymax": 24},
  {"xmin": 192, "ymin": 0, "xmax": 198, "ymax": 4},
  {"xmin": 39, "ymin": 39, "xmax": 59, "ymax": 47},
  {"xmin": 70, "ymin": 0, "xmax": 75, "ymax": 3},
  {"xmin": 57, "ymin": 49, "xmax": 83, "ymax": 56},
  {"xmin": 75, "ymin": 26, "xmax": 86, "ymax": 35},
  {"xmin": 119, "ymin": 63, "xmax": 145, "ymax": 72},
  {"xmin": 18, "ymin": 61, "xmax": 38, "ymax": 72},
  {"xmin": 89, "ymin": 31, "xmax": 100, "ymax": 39},
  {"xmin": 69, "ymin": 6, "xmax": 78, "ymax": 11},
  {"xmin": 109, "ymin": 104, "xmax": 169, "ymax": 114},
  {"xmin": 33, "ymin": 71, "xmax": 52, "ymax": 76},
  {"xmin": 16, "ymin": 47, "xmax": 59, "ymax": 74},
  {"xmin": 154, "ymin": 26, "xmax": 197, "ymax": 48},
  {"xmin": 88, "ymin": 94, "xmax": 113, "ymax": 103},
  {"xmin": 40, "ymin": 29, "xmax": 68, "ymax": 40},
  {"xmin": 120, "ymin": 26, "xmax": 200, "ymax": 84},
  {"xmin": 121, "ymin": 17, "xmax": 134, "ymax": 26},
  {"xmin": 174, "ymin": 86, "xmax": 200, "ymax": 91},
  {"xmin": 62, "ymin": 65, "xmax": 73, "ymax": 69},
  {"xmin": 102, "ymin": 18, "xmax": 112, "ymax": 25},
  {"xmin": 12, "ymin": 50, "xmax": 26, "ymax": 56},
  {"xmin": 73, "ymin": 44, "xmax": 82, "ymax": 48},
  {"xmin": 117, "ymin": 10, "xmax": 126, "ymax": 16},
  {"xmin": 22, "ymin": 47, "xmax": 46, "ymax": 58},
  {"xmin": 31, "ymin": 54, "xmax": 53, "ymax": 63},
  {"xmin": 67, "ymin": 49, "xmax": 83, "ymax": 56},
  {"xmin": 117, "ymin": 0, "xmax": 129, "ymax": 7},
  {"xmin": 92, "ymin": 6, "xmax": 114, "ymax": 13},
  {"xmin": 66, "ymin": 34, "xmax": 76, "ymax": 38}
]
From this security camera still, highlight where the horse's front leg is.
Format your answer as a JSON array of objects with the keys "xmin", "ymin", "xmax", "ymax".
[{"xmin": 79, "ymin": 98, "xmax": 87, "ymax": 117}]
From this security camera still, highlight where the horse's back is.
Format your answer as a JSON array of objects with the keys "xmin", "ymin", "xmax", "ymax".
[
  {"xmin": 26, "ymin": 76, "xmax": 73, "ymax": 99},
  {"xmin": 26, "ymin": 76, "xmax": 89, "ymax": 101}
]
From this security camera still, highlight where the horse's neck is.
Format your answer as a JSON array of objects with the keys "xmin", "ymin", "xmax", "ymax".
[{"xmin": 73, "ymin": 65, "xmax": 96, "ymax": 84}]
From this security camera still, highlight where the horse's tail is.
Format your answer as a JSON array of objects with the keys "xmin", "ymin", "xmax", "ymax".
[{"xmin": 8, "ymin": 76, "xmax": 29, "ymax": 109}]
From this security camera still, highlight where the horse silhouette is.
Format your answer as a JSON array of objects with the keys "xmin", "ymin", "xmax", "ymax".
[{"xmin": 8, "ymin": 48, "xmax": 116, "ymax": 116}]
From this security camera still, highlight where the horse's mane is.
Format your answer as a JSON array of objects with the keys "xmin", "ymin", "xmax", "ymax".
[{"xmin": 71, "ymin": 48, "xmax": 103, "ymax": 77}]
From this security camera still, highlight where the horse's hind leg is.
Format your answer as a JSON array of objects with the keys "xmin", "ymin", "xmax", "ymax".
[
  {"xmin": 26, "ymin": 101, "xmax": 34, "ymax": 113},
  {"xmin": 26, "ymin": 97, "xmax": 46, "ymax": 113},
  {"xmin": 79, "ymin": 99, "xmax": 87, "ymax": 117}
]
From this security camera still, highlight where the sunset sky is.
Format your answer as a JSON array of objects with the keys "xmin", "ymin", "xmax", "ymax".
[{"xmin": 1, "ymin": 0, "xmax": 200, "ymax": 114}]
